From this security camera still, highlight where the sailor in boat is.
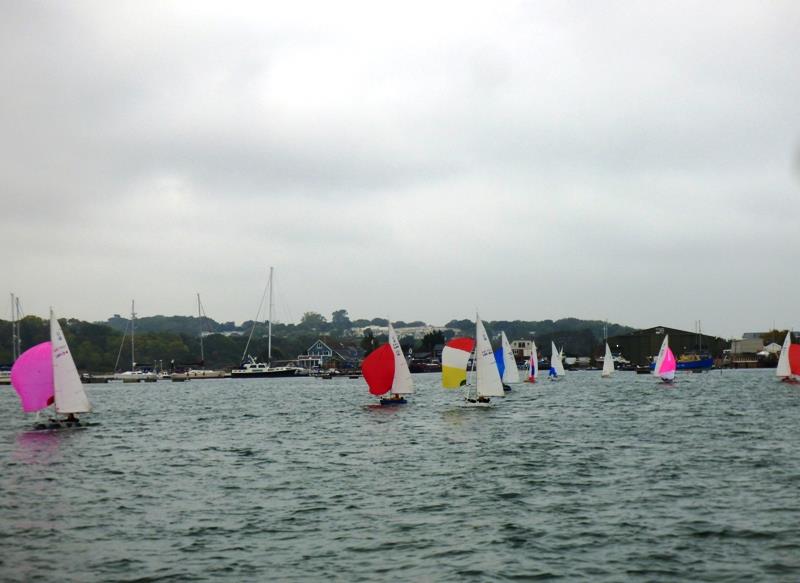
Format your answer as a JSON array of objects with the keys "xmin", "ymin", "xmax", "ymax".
[{"xmin": 466, "ymin": 396, "xmax": 491, "ymax": 404}]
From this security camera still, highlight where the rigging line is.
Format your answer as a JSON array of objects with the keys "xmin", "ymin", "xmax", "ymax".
[
  {"xmin": 113, "ymin": 319, "xmax": 130, "ymax": 372},
  {"xmin": 241, "ymin": 271, "xmax": 270, "ymax": 362}
]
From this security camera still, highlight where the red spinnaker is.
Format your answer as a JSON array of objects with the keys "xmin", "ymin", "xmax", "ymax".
[
  {"xmin": 446, "ymin": 337, "xmax": 476, "ymax": 353},
  {"xmin": 789, "ymin": 344, "xmax": 800, "ymax": 375},
  {"xmin": 362, "ymin": 343, "xmax": 395, "ymax": 395}
]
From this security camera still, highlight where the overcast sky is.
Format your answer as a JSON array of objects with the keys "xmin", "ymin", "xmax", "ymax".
[{"xmin": 2, "ymin": 1, "xmax": 799, "ymax": 338}]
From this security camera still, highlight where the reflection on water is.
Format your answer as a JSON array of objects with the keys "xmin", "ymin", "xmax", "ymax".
[{"xmin": 13, "ymin": 429, "xmax": 64, "ymax": 464}]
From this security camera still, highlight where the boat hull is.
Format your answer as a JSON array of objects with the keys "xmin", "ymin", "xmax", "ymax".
[
  {"xmin": 230, "ymin": 368, "xmax": 302, "ymax": 378},
  {"xmin": 648, "ymin": 357, "xmax": 714, "ymax": 371}
]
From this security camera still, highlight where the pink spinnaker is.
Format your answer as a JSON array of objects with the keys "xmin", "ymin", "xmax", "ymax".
[
  {"xmin": 10, "ymin": 342, "xmax": 55, "ymax": 412},
  {"xmin": 660, "ymin": 347, "xmax": 677, "ymax": 376}
]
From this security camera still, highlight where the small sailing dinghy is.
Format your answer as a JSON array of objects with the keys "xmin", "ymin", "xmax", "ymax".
[
  {"xmin": 442, "ymin": 337, "xmax": 476, "ymax": 388},
  {"xmin": 362, "ymin": 323, "xmax": 414, "ymax": 405},
  {"xmin": 10, "ymin": 309, "xmax": 93, "ymax": 429},
  {"xmin": 462, "ymin": 316, "xmax": 505, "ymax": 407},
  {"xmin": 652, "ymin": 335, "xmax": 677, "ymax": 384},
  {"xmin": 601, "ymin": 342, "xmax": 614, "ymax": 378},
  {"xmin": 776, "ymin": 331, "xmax": 800, "ymax": 384},
  {"xmin": 548, "ymin": 341, "xmax": 565, "ymax": 381},
  {"xmin": 525, "ymin": 341, "xmax": 539, "ymax": 383},
  {"xmin": 494, "ymin": 331, "xmax": 520, "ymax": 391}
]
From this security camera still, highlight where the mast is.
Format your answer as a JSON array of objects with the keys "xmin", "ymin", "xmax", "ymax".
[
  {"xmin": 10, "ymin": 293, "xmax": 19, "ymax": 362},
  {"xmin": 267, "ymin": 266, "xmax": 274, "ymax": 366},
  {"xmin": 197, "ymin": 293, "xmax": 204, "ymax": 363},
  {"xmin": 131, "ymin": 300, "xmax": 136, "ymax": 370}
]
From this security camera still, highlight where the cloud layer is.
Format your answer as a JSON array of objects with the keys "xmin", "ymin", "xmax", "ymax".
[{"xmin": 2, "ymin": 1, "xmax": 799, "ymax": 338}]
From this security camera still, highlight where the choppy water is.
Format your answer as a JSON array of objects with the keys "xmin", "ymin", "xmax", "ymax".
[{"xmin": 1, "ymin": 370, "xmax": 799, "ymax": 582}]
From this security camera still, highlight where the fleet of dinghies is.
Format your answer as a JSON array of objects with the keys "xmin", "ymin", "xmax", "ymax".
[{"xmin": 8, "ymin": 305, "xmax": 800, "ymax": 424}]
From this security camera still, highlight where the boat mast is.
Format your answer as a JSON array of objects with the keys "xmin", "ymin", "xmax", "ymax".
[
  {"xmin": 267, "ymin": 266, "xmax": 274, "ymax": 366},
  {"xmin": 131, "ymin": 300, "xmax": 136, "ymax": 370},
  {"xmin": 197, "ymin": 293, "xmax": 204, "ymax": 363},
  {"xmin": 10, "ymin": 293, "xmax": 21, "ymax": 362}
]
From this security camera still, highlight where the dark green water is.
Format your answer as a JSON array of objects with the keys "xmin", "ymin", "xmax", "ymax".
[{"xmin": 1, "ymin": 370, "xmax": 799, "ymax": 581}]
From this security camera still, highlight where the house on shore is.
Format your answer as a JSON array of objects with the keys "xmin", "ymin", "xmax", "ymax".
[{"xmin": 297, "ymin": 338, "xmax": 364, "ymax": 371}]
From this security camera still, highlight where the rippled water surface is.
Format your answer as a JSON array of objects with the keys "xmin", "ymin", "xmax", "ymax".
[{"xmin": 1, "ymin": 370, "xmax": 800, "ymax": 581}]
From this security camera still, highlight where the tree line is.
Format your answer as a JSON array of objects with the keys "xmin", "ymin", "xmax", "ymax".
[{"xmin": 0, "ymin": 309, "xmax": 636, "ymax": 372}]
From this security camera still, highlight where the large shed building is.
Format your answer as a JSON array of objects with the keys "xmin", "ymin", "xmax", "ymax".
[{"xmin": 606, "ymin": 326, "xmax": 727, "ymax": 366}]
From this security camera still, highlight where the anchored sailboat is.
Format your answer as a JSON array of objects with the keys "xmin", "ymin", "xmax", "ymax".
[
  {"xmin": 776, "ymin": 331, "xmax": 800, "ymax": 384},
  {"xmin": 182, "ymin": 293, "xmax": 226, "ymax": 380},
  {"xmin": 652, "ymin": 335, "xmax": 677, "ymax": 383},
  {"xmin": 601, "ymin": 342, "xmax": 614, "ymax": 378},
  {"xmin": 113, "ymin": 300, "xmax": 157, "ymax": 382},
  {"xmin": 362, "ymin": 323, "xmax": 414, "ymax": 405},
  {"xmin": 232, "ymin": 267, "xmax": 304, "ymax": 378},
  {"xmin": 548, "ymin": 341, "xmax": 565, "ymax": 380},
  {"xmin": 10, "ymin": 309, "xmax": 92, "ymax": 428},
  {"xmin": 525, "ymin": 340, "xmax": 538, "ymax": 383}
]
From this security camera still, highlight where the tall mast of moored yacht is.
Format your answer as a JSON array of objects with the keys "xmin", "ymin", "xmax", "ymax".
[
  {"xmin": 131, "ymin": 300, "xmax": 136, "ymax": 370},
  {"xmin": 10, "ymin": 293, "xmax": 21, "ymax": 362},
  {"xmin": 267, "ymin": 266, "xmax": 274, "ymax": 366},
  {"xmin": 197, "ymin": 293, "xmax": 204, "ymax": 363}
]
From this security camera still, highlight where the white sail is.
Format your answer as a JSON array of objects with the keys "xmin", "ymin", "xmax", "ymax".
[
  {"xmin": 51, "ymin": 310, "xmax": 91, "ymax": 414},
  {"xmin": 500, "ymin": 331, "xmax": 520, "ymax": 384},
  {"xmin": 529, "ymin": 340, "xmax": 539, "ymax": 379},
  {"xmin": 388, "ymin": 324, "xmax": 414, "ymax": 395},
  {"xmin": 776, "ymin": 331, "xmax": 792, "ymax": 378},
  {"xmin": 652, "ymin": 335, "xmax": 669, "ymax": 377},
  {"xmin": 551, "ymin": 342, "xmax": 566, "ymax": 377},
  {"xmin": 602, "ymin": 342, "xmax": 614, "ymax": 377},
  {"xmin": 476, "ymin": 317, "xmax": 505, "ymax": 397}
]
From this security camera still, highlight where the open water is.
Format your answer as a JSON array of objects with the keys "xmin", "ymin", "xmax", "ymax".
[{"xmin": 1, "ymin": 370, "xmax": 799, "ymax": 582}]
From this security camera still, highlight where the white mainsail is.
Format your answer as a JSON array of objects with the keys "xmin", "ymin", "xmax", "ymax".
[
  {"xmin": 551, "ymin": 341, "xmax": 566, "ymax": 377},
  {"xmin": 388, "ymin": 323, "xmax": 414, "ymax": 395},
  {"xmin": 500, "ymin": 331, "xmax": 519, "ymax": 384},
  {"xmin": 51, "ymin": 309, "xmax": 91, "ymax": 414},
  {"xmin": 529, "ymin": 340, "xmax": 539, "ymax": 379},
  {"xmin": 476, "ymin": 317, "xmax": 505, "ymax": 397},
  {"xmin": 602, "ymin": 342, "xmax": 614, "ymax": 377},
  {"xmin": 776, "ymin": 331, "xmax": 792, "ymax": 379}
]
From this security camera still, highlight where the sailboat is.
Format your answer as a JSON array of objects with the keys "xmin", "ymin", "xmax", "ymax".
[
  {"xmin": 548, "ymin": 341, "xmax": 565, "ymax": 380},
  {"xmin": 524, "ymin": 340, "xmax": 538, "ymax": 383},
  {"xmin": 601, "ymin": 342, "xmax": 614, "ymax": 378},
  {"xmin": 182, "ymin": 293, "xmax": 226, "ymax": 380},
  {"xmin": 362, "ymin": 323, "xmax": 414, "ymax": 405},
  {"xmin": 652, "ymin": 335, "xmax": 677, "ymax": 384},
  {"xmin": 776, "ymin": 331, "xmax": 800, "ymax": 384},
  {"xmin": 494, "ymin": 331, "xmax": 520, "ymax": 390},
  {"xmin": 232, "ymin": 267, "xmax": 304, "ymax": 378},
  {"xmin": 442, "ymin": 337, "xmax": 476, "ymax": 388},
  {"xmin": 10, "ymin": 309, "xmax": 92, "ymax": 428},
  {"xmin": 462, "ymin": 315, "xmax": 505, "ymax": 406},
  {"xmin": 113, "ymin": 300, "xmax": 157, "ymax": 382}
]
